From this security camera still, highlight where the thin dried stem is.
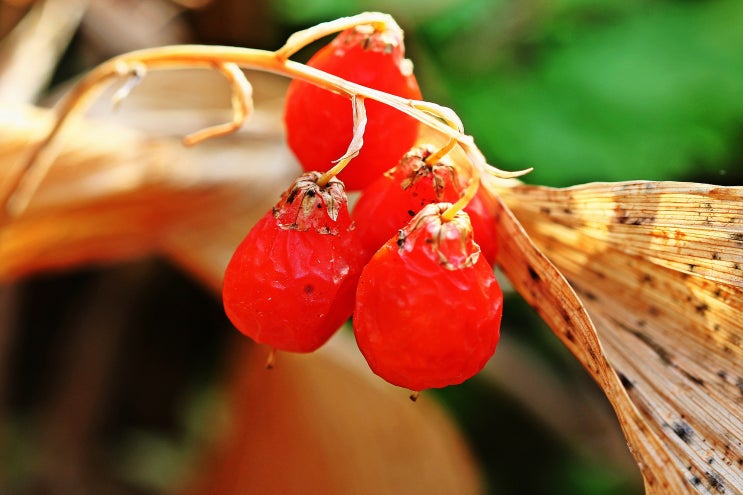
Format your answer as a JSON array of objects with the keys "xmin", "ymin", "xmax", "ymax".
[
  {"xmin": 182, "ymin": 62, "xmax": 253, "ymax": 146},
  {"xmin": 317, "ymin": 95, "xmax": 367, "ymax": 187},
  {"xmin": 442, "ymin": 163, "xmax": 481, "ymax": 223},
  {"xmin": 2, "ymin": 17, "xmax": 526, "ymax": 218},
  {"xmin": 274, "ymin": 12, "xmax": 398, "ymax": 61}
]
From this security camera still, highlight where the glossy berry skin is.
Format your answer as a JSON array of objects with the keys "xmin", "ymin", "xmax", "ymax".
[
  {"xmin": 353, "ymin": 203, "xmax": 503, "ymax": 391},
  {"xmin": 223, "ymin": 173, "xmax": 365, "ymax": 353},
  {"xmin": 352, "ymin": 146, "xmax": 499, "ymax": 265},
  {"xmin": 284, "ymin": 25, "xmax": 422, "ymax": 191}
]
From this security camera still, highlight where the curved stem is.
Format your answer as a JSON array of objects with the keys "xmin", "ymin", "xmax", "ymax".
[
  {"xmin": 441, "ymin": 157, "xmax": 481, "ymax": 223},
  {"xmin": 182, "ymin": 62, "xmax": 253, "ymax": 146},
  {"xmin": 275, "ymin": 12, "xmax": 398, "ymax": 61},
  {"xmin": 2, "ymin": 41, "xmax": 529, "ymax": 217},
  {"xmin": 318, "ymin": 95, "xmax": 367, "ymax": 187}
]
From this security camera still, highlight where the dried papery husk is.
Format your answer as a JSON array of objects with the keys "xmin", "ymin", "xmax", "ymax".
[{"xmin": 491, "ymin": 180, "xmax": 743, "ymax": 494}]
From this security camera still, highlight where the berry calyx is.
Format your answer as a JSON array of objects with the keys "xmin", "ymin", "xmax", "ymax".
[
  {"xmin": 284, "ymin": 24, "xmax": 422, "ymax": 191},
  {"xmin": 352, "ymin": 145, "xmax": 499, "ymax": 264},
  {"xmin": 353, "ymin": 203, "xmax": 503, "ymax": 391},
  {"xmin": 222, "ymin": 172, "xmax": 365, "ymax": 353}
]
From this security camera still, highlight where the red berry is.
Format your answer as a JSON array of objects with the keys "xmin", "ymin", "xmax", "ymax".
[
  {"xmin": 222, "ymin": 173, "xmax": 365, "ymax": 353},
  {"xmin": 353, "ymin": 203, "xmax": 503, "ymax": 391},
  {"xmin": 284, "ymin": 25, "xmax": 422, "ymax": 191},
  {"xmin": 352, "ymin": 145, "xmax": 499, "ymax": 264}
]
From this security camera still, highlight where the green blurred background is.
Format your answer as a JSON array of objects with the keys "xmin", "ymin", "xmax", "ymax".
[
  {"xmin": 272, "ymin": 0, "xmax": 743, "ymax": 187},
  {"xmin": 2, "ymin": 0, "xmax": 742, "ymax": 494}
]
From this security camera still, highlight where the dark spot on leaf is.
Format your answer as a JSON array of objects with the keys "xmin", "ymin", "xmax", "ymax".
[
  {"xmin": 705, "ymin": 471, "xmax": 725, "ymax": 493},
  {"xmin": 539, "ymin": 207, "xmax": 551, "ymax": 215},
  {"xmin": 317, "ymin": 203, "xmax": 323, "ymax": 209},
  {"xmin": 618, "ymin": 372, "xmax": 634, "ymax": 390},
  {"xmin": 691, "ymin": 476, "xmax": 701, "ymax": 486},
  {"xmin": 286, "ymin": 188, "xmax": 298, "ymax": 204},
  {"xmin": 689, "ymin": 263, "xmax": 697, "ymax": 272},
  {"xmin": 561, "ymin": 310, "xmax": 571, "ymax": 324},
  {"xmin": 717, "ymin": 370, "xmax": 727, "ymax": 380},
  {"xmin": 304, "ymin": 284, "xmax": 313, "ymax": 294},
  {"xmin": 682, "ymin": 370, "xmax": 705, "ymax": 387},
  {"xmin": 306, "ymin": 189, "xmax": 316, "ymax": 197},
  {"xmin": 672, "ymin": 421, "xmax": 694, "ymax": 443},
  {"xmin": 407, "ymin": 209, "xmax": 415, "ymax": 217},
  {"xmin": 587, "ymin": 347, "xmax": 597, "ymax": 362},
  {"xmin": 565, "ymin": 330, "xmax": 575, "ymax": 342},
  {"xmin": 708, "ymin": 458, "xmax": 715, "ymax": 465},
  {"xmin": 730, "ymin": 232, "xmax": 743, "ymax": 244},
  {"xmin": 628, "ymin": 328, "xmax": 672, "ymax": 365},
  {"xmin": 641, "ymin": 273, "xmax": 653, "ymax": 284},
  {"xmin": 695, "ymin": 303, "xmax": 709, "ymax": 316},
  {"xmin": 736, "ymin": 377, "xmax": 743, "ymax": 396},
  {"xmin": 624, "ymin": 215, "xmax": 655, "ymax": 226},
  {"xmin": 527, "ymin": 266, "xmax": 540, "ymax": 281},
  {"xmin": 712, "ymin": 252, "xmax": 721, "ymax": 260},
  {"xmin": 583, "ymin": 291, "xmax": 597, "ymax": 301}
]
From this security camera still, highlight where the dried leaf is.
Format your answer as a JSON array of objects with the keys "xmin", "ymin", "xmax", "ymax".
[
  {"xmin": 175, "ymin": 336, "xmax": 481, "ymax": 495},
  {"xmin": 493, "ymin": 181, "xmax": 743, "ymax": 494}
]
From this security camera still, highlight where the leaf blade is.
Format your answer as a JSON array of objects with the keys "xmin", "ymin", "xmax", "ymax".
[{"xmin": 494, "ymin": 180, "xmax": 743, "ymax": 494}]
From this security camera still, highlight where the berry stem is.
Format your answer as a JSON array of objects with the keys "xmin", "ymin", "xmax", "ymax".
[
  {"xmin": 441, "ymin": 160, "xmax": 481, "ymax": 223},
  {"xmin": 424, "ymin": 137, "xmax": 457, "ymax": 166},
  {"xmin": 2, "ymin": 14, "xmax": 531, "ymax": 218},
  {"xmin": 275, "ymin": 12, "xmax": 398, "ymax": 61},
  {"xmin": 317, "ymin": 95, "xmax": 367, "ymax": 187},
  {"xmin": 183, "ymin": 62, "xmax": 254, "ymax": 146}
]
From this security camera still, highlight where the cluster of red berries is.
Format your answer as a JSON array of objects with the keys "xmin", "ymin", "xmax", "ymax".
[{"xmin": 222, "ymin": 24, "xmax": 503, "ymax": 393}]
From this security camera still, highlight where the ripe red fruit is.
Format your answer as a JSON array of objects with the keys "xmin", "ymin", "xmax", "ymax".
[
  {"xmin": 351, "ymin": 145, "xmax": 499, "ymax": 264},
  {"xmin": 353, "ymin": 203, "xmax": 503, "ymax": 391},
  {"xmin": 284, "ymin": 24, "xmax": 422, "ymax": 191},
  {"xmin": 222, "ymin": 172, "xmax": 365, "ymax": 353}
]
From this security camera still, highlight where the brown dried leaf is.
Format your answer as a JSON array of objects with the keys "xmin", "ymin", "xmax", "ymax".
[
  {"xmin": 176, "ymin": 336, "xmax": 481, "ymax": 495},
  {"xmin": 493, "ymin": 181, "xmax": 743, "ymax": 494}
]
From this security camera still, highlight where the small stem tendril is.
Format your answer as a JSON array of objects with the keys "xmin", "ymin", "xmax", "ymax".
[
  {"xmin": 317, "ymin": 95, "xmax": 367, "ymax": 187},
  {"xmin": 1, "ymin": 12, "xmax": 530, "ymax": 219},
  {"xmin": 441, "ymin": 161, "xmax": 481, "ymax": 223}
]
